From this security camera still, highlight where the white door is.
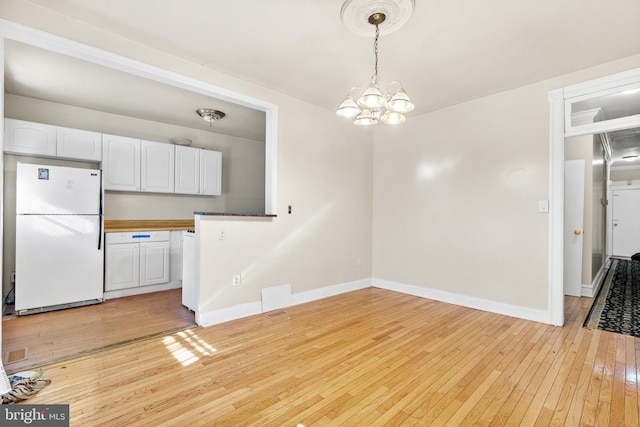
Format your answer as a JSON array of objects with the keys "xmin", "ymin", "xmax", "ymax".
[
  {"xmin": 57, "ymin": 127, "xmax": 102, "ymax": 161},
  {"xmin": 141, "ymin": 140, "xmax": 175, "ymax": 193},
  {"xmin": 563, "ymin": 160, "xmax": 585, "ymax": 297},
  {"xmin": 16, "ymin": 214, "xmax": 104, "ymax": 311},
  {"xmin": 200, "ymin": 150, "xmax": 222, "ymax": 196},
  {"xmin": 16, "ymin": 163, "xmax": 101, "ymax": 215},
  {"xmin": 105, "ymin": 243, "xmax": 140, "ymax": 291},
  {"xmin": 4, "ymin": 118, "xmax": 56, "ymax": 157},
  {"xmin": 612, "ymin": 188, "xmax": 640, "ymax": 257},
  {"xmin": 140, "ymin": 241, "xmax": 170, "ymax": 286},
  {"xmin": 175, "ymin": 146, "xmax": 199, "ymax": 194},
  {"xmin": 102, "ymin": 134, "xmax": 141, "ymax": 191}
]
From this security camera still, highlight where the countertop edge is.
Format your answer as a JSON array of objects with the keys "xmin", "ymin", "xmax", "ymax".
[
  {"xmin": 194, "ymin": 212, "xmax": 277, "ymax": 217},
  {"xmin": 104, "ymin": 219, "xmax": 195, "ymax": 233}
]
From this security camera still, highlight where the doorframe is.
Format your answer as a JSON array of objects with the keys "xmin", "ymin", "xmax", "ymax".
[{"xmin": 549, "ymin": 67, "xmax": 640, "ymax": 326}]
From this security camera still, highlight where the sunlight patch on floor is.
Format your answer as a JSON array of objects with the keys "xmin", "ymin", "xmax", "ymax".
[{"xmin": 163, "ymin": 329, "xmax": 217, "ymax": 366}]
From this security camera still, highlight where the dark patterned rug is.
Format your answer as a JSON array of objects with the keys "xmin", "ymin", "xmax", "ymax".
[{"xmin": 584, "ymin": 258, "xmax": 640, "ymax": 338}]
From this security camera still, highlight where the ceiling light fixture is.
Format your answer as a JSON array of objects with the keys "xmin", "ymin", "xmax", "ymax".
[
  {"xmin": 196, "ymin": 108, "xmax": 225, "ymax": 127},
  {"xmin": 337, "ymin": 0, "xmax": 415, "ymax": 126}
]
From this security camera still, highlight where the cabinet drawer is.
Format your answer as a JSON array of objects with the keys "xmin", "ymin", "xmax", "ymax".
[{"xmin": 106, "ymin": 231, "xmax": 170, "ymax": 244}]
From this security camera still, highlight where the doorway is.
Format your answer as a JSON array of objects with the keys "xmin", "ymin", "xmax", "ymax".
[{"xmin": 549, "ymin": 68, "xmax": 640, "ymax": 326}]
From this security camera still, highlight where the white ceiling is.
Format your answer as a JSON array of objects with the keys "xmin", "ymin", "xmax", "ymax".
[
  {"xmin": 4, "ymin": 40, "xmax": 267, "ymax": 142},
  {"xmin": 4, "ymin": 1, "xmax": 640, "ymax": 146}
]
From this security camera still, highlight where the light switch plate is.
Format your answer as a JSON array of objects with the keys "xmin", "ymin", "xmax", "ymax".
[{"xmin": 538, "ymin": 200, "xmax": 549, "ymax": 213}]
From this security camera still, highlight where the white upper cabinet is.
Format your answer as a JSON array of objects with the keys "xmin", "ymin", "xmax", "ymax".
[
  {"xmin": 104, "ymin": 136, "xmax": 177, "ymax": 194},
  {"xmin": 141, "ymin": 140, "xmax": 175, "ymax": 193},
  {"xmin": 201, "ymin": 149, "xmax": 222, "ymax": 196},
  {"xmin": 103, "ymin": 134, "xmax": 141, "ymax": 191},
  {"xmin": 175, "ymin": 146, "xmax": 200, "ymax": 194},
  {"xmin": 4, "ymin": 118, "xmax": 56, "ymax": 157},
  {"xmin": 56, "ymin": 126, "xmax": 102, "ymax": 161},
  {"xmin": 175, "ymin": 146, "xmax": 222, "ymax": 196},
  {"xmin": 4, "ymin": 119, "xmax": 102, "ymax": 161}
]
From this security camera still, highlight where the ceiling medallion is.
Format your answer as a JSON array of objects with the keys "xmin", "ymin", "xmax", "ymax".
[{"xmin": 340, "ymin": 0, "xmax": 415, "ymax": 36}]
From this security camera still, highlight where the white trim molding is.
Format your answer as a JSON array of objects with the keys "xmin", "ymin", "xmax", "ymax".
[
  {"xmin": 291, "ymin": 279, "xmax": 371, "ymax": 306},
  {"xmin": 548, "ymin": 88, "xmax": 566, "ymax": 326},
  {"xmin": 197, "ymin": 276, "xmax": 558, "ymax": 328},
  {"xmin": 372, "ymin": 278, "xmax": 550, "ymax": 324},
  {"xmin": 196, "ymin": 278, "xmax": 371, "ymax": 327}
]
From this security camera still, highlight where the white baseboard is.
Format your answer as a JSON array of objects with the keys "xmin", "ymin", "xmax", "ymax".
[
  {"xmin": 291, "ymin": 278, "xmax": 371, "ymax": 306},
  {"xmin": 197, "ymin": 276, "xmax": 554, "ymax": 327},
  {"xmin": 582, "ymin": 261, "xmax": 611, "ymax": 298},
  {"xmin": 196, "ymin": 300, "xmax": 263, "ymax": 327},
  {"xmin": 372, "ymin": 277, "xmax": 551, "ymax": 324},
  {"xmin": 581, "ymin": 275, "xmax": 598, "ymax": 298},
  {"xmin": 197, "ymin": 278, "xmax": 371, "ymax": 327},
  {"xmin": 103, "ymin": 281, "xmax": 181, "ymax": 300}
]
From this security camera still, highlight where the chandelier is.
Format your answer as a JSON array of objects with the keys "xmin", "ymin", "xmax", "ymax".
[{"xmin": 336, "ymin": 0, "xmax": 415, "ymax": 126}]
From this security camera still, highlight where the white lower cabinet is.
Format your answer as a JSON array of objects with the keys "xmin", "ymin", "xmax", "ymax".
[
  {"xmin": 105, "ymin": 241, "xmax": 140, "ymax": 291},
  {"xmin": 105, "ymin": 231, "xmax": 170, "ymax": 292}
]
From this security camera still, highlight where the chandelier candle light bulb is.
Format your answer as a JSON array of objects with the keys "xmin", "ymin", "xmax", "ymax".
[{"xmin": 337, "ymin": 0, "xmax": 415, "ymax": 126}]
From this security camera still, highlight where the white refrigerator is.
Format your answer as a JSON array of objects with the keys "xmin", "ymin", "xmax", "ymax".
[{"xmin": 15, "ymin": 163, "xmax": 104, "ymax": 314}]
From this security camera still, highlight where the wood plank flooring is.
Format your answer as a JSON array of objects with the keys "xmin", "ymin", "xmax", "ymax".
[
  {"xmin": 2, "ymin": 289, "xmax": 195, "ymax": 372},
  {"xmin": 21, "ymin": 288, "xmax": 640, "ymax": 426}
]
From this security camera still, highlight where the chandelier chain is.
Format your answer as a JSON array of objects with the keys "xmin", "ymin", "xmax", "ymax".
[{"xmin": 373, "ymin": 23, "xmax": 379, "ymax": 81}]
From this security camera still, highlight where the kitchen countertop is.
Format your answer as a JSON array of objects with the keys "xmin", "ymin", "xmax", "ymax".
[{"xmin": 104, "ymin": 220, "xmax": 195, "ymax": 232}]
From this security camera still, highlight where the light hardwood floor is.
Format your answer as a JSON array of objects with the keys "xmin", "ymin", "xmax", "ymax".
[
  {"xmin": 2, "ymin": 289, "xmax": 195, "ymax": 372},
  {"xmin": 22, "ymin": 288, "xmax": 638, "ymax": 426}
]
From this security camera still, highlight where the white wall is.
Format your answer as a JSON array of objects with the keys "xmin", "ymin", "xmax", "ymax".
[
  {"xmin": 372, "ymin": 54, "xmax": 640, "ymax": 314},
  {"xmin": 196, "ymin": 103, "xmax": 373, "ymax": 319}
]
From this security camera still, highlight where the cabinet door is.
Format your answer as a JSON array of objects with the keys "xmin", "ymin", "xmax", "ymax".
[
  {"xmin": 57, "ymin": 127, "xmax": 102, "ymax": 161},
  {"xmin": 103, "ymin": 134, "xmax": 141, "ymax": 191},
  {"xmin": 4, "ymin": 118, "xmax": 56, "ymax": 157},
  {"xmin": 140, "ymin": 241, "xmax": 170, "ymax": 286},
  {"xmin": 105, "ymin": 243, "xmax": 140, "ymax": 291},
  {"xmin": 141, "ymin": 140, "xmax": 175, "ymax": 193},
  {"xmin": 200, "ymin": 150, "xmax": 222, "ymax": 196},
  {"xmin": 175, "ymin": 146, "xmax": 200, "ymax": 194}
]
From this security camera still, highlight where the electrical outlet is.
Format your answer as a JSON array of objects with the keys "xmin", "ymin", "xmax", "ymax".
[
  {"xmin": 232, "ymin": 274, "xmax": 242, "ymax": 286},
  {"xmin": 218, "ymin": 230, "xmax": 225, "ymax": 240},
  {"xmin": 10, "ymin": 271, "xmax": 15, "ymax": 284},
  {"xmin": 357, "ymin": 258, "xmax": 362, "ymax": 266}
]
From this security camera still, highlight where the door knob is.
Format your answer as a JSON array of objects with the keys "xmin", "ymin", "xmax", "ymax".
[{"xmin": 574, "ymin": 229, "xmax": 581, "ymax": 235}]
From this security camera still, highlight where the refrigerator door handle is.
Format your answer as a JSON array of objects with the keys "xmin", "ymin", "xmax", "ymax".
[
  {"xmin": 98, "ymin": 218, "xmax": 102, "ymax": 250},
  {"xmin": 98, "ymin": 169, "xmax": 103, "ymax": 250}
]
